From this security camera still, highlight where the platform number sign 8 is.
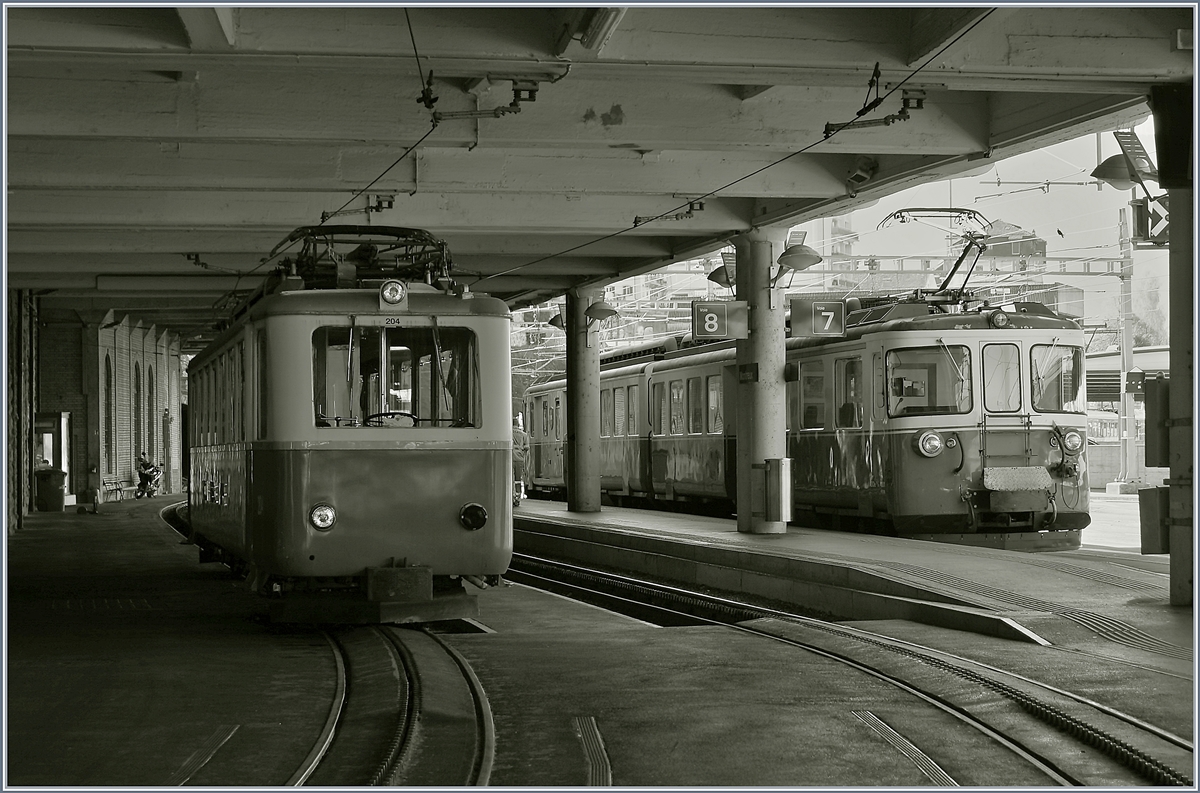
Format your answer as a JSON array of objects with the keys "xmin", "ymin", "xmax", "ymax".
[
  {"xmin": 694, "ymin": 303, "xmax": 727, "ymax": 338},
  {"xmin": 692, "ymin": 300, "xmax": 749, "ymax": 339}
]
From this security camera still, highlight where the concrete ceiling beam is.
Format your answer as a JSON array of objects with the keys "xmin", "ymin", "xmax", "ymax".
[
  {"xmin": 175, "ymin": 7, "xmax": 236, "ymax": 50},
  {"xmin": 5, "ymin": 71, "xmax": 991, "ymax": 155},
  {"xmin": 7, "ymin": 190, "xmax": 760, "ymax": 235},
  {"xmin": 906, "ymin": 8, "xmax": 996, "ymax": 67},
  {"xmin": 5, "ymin": 227, "xmax": 677, "ymax": 259},
  {"xmin": 9, "ymin": 7, "xmax": 1187, "ymax": 88},
  {"xmin": 7, "ymin": 140, "xmax": 857, "ymax": 198}
]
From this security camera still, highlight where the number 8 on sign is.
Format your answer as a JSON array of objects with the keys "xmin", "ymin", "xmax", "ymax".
[{"xmin": 704, "ymin": 312, "xmax": 720, "ymax": 334}]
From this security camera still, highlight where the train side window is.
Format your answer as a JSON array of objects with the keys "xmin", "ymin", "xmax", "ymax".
[
  {"xmin": 1031, "ymin": 344, "xmax": 1084, "ymax": 413},
  {"xmin": 800, "ymin": 362, "xmax": 825, "ymax": 429},
  {"xmin": 669, "ymin": 380, "xmax": 685, "ymax": 435},
  {"xmin": 982, "ymin": 344, "xmax": 1021, "ymax": 412},
  {"xmin": 627, "ymin": 384, "xmax": 639, "ymax": 436},
  {"xmin": 706, "ymin": 375, "xmax": 723, "ymax": 434},
  {"xmin": 541, "ymin": 400, "xmax": 549, "ymax": 437},
  {"xmin": 614, "ymin": 386, "xmax": 626, "ymax": 436},
  {"xmin": 600, "ymin": 389, "xmax": 614, "ymax": 437},
  {"xmin": 651, "ymin": 382, "xmax": 665, "ymax": 435},
  {"xmin": 687, "ymin": 377, "xmax": 704, "ymax": 434},
  {"xmin": 835, "ymin": 358, "xmax": 863, "ymax": 428},
  {"xmin": 554, "ymin": 397, "xmax": 562, "ymax": 440}
]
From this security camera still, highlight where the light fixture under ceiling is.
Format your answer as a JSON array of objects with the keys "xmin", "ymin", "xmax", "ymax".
[{"xmin": 584, "ymin": 300, "xmax": 619, "ymax": 325}]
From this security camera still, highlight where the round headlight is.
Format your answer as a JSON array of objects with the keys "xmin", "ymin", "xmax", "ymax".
[
  {"xmin": 310, "ymin": 504, "xmax": 337, "ymax": 531},
  {"xmin": 914, "ymin": 430, "xmax": 945, "ymax": 458},
  {"xmin": 1062, "ymin": 430, "xmax": 1084, "ymax": 453},
  {"xmin": 381, "ymin": 280, "xmax": 406, "ymax": 305},
  {"xmin": 459, "ymin": 503, "xmax": 488, "ymax": 531},
  {"xmin": 988, "ymin": 310, "xmax": 1011, "ymax": 328}
]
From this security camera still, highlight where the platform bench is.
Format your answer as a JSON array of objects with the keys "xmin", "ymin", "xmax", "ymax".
[{"xmin": 102, "ymin": 478, "xmax": 135, "ymax": 502}]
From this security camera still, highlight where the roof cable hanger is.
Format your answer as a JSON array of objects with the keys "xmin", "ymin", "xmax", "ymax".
[{"xmin": 823, "ymin": 62, "xmax": 923, "ymax": 139}]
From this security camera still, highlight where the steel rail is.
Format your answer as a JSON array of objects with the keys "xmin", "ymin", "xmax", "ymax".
[
  {"xmin": 285, "ymin": 631, "xmax": 347, "ymax": 786},
  {"xmin": 370, "ymin": 627, "xmax": 419, "ymax": 786},
  {"xmin": 421, "ymin": 628, "xmax": 498, "ymax": 786},
  {"xmin": 510, "ymin": 553, "xmax": 1193, "ymax": 786},
  {"xmin": 508, "ymin": 563, "xmax": 1075, "ymax": 786}
]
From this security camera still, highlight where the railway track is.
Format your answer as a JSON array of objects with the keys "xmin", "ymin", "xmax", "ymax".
[
  {"xmin": 289, "ymin": 625, "xmax": 494, "ymax": 786},
  {"xmin": 507, "ymin": 553, "xmax": 1194, "ymax": 787}
]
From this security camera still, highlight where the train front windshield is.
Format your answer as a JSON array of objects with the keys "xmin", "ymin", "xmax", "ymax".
[
  {"xmin": 313, "ymin": 324, "xmax": 480, "ymax": 428},
  {"xmin": 886, "ymin": 345, "xmax": 972, "ymax": 417}
]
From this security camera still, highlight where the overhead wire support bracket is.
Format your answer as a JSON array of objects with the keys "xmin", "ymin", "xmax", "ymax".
[{"xmin": 433, "ymin": 79, "xmax": 539, "ymax": 123}]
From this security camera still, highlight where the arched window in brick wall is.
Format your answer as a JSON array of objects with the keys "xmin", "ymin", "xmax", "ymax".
[
  {"xmin": 148, "ymin": 364, "xmax": 156, "ymax": 464},
  {"xmin": 133, "ymin": 363, "xmax": 142, "ymax": 463},
  {"xmin": 104, "ymin": 354, "xmax": 114, "ymax": 475}
]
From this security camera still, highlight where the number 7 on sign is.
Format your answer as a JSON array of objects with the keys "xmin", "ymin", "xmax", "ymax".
[{"xmin": 811, "ymin": 301, "xmax": 845, "ymax": 336}]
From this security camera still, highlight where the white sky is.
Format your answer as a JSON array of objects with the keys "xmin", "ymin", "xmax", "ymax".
[{"xmin": 799, "ymin": 115, "xmax": 1171, "ymax": 327}]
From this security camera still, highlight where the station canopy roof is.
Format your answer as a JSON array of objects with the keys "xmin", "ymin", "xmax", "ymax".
[{"xmin": 7, "ymin": 6, "xmax": 1191, "ymax": 351}]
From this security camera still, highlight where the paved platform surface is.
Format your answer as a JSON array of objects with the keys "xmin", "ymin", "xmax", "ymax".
[
  {"xmin": 513, "ymin": 494, "xmax": 1192, "ymax": 660},
  {"xmin": 6, "ymin": 494, "xmax": 1193, "ymax": 786}
]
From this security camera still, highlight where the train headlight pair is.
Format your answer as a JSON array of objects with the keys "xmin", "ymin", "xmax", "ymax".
[
  {"xmin": 1061, "ymin": 429, "xmax": 1084, "ymax": 454},
  {"xmin": 310, "ymin": 503, "xmax": 337, "ymax": 531},
  {"xmin": 988, "ymin": 310, "xmax": 1011, "ymax": 328},
  {"xmin": 379, "ymin": 279, "xmax": 408, "ymax": 308},
  {"xmin": 913, "ymin": 429, "xmax": 946, "ymax": 458}
]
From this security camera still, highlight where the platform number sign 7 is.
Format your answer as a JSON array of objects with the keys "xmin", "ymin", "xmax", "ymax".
[
  {"xmin": 813, "ymin": 301, "xmax": 845, "ymax": 335},
  {"xmin": 789, "ymin": 298, "xmax": 846, "ymax": 338}
]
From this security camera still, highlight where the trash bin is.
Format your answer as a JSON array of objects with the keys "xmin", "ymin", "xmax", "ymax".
[{"xmin": 34, "ymin": 468, "xmax": 67, "ymax": 512}]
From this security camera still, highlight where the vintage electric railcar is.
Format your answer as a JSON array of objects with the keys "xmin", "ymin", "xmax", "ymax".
[
  {"xmin": 187, "ymin": 226, "xmax": 513, "ymax": 622},
  {"xmin": 526, "ymin": 298, "xmax": 1090, "ymax": 551}
]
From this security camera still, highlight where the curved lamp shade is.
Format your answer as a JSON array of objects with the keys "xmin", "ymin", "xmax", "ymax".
[
  {"xmin": 585, "ymin": 300, "xmax": 619, "ymax": 322},
  {"xmin": 1090, "ymin": 153, "xmax": 1157, "ymax": 191},
  {"xmin": 547, "ymin": 313, "xmax": 565, "ymax": 330},
  {"xmin": 707, "ymin": 264, "xmax": 733, "ymax": 288},
  {"xmin": 777, "ymin": 243, "xmax": 823, "ymax": 272}
]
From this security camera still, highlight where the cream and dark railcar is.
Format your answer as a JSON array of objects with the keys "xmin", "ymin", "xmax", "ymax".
[{"xmin": 188, "ymin": 226, "xmax": 512, "ymax": 622}]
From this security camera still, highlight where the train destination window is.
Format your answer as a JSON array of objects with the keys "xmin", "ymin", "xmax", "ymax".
[
  {"xmin": 885, "ymin": 345, "xmax": 971, "ymax": 418},
  {"xmin": 835, "ymin": 358, "xmax": 864, "ymax": 428},
  {"xmin": 800, "ymin": 363, "xmax": 824, "ymax": 429},
  {"xmin": 706, "ymin": 375, "xmax": 723, "ymax": 434},
  {"xmin": 687, "ymin": 377, "xmax": 704, "ymax": 434},
  {"xmin": 613, "ymin": 386, "xmax": 626, "ymax": 436},
  {"xmin": 312, "ymin": 324, "xmax": 479, "ymax": 428},
  {"xmin": 983, "ymin": 344, "xmax": 1021, "ymax": 412},
  {"xmin": 669, "ymin": 380, "xmax": 686, "ymax": 435},
  {"xmin": 1031, "ymin": 343, "xmax": 1084, "ymax": 413},
  {"xmin": 627, "ymin": 384, "xmax": 639, "ymax": 436},
  {"xmin": 600, "ymin": 389, "xmax": 614, "ymax": 437}
]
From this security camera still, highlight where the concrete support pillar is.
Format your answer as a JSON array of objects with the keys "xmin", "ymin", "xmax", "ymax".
[
  {"xmin": 1166, "ymin": 187, "xmax": 1192, "ymax": 606},
  {"xmin": 733, "ymin": 228, "xmax": 789, "ymax": 534},
  {"xmin": 565, "ymin": 288, "xmax": 602, "ymax": 512}
]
